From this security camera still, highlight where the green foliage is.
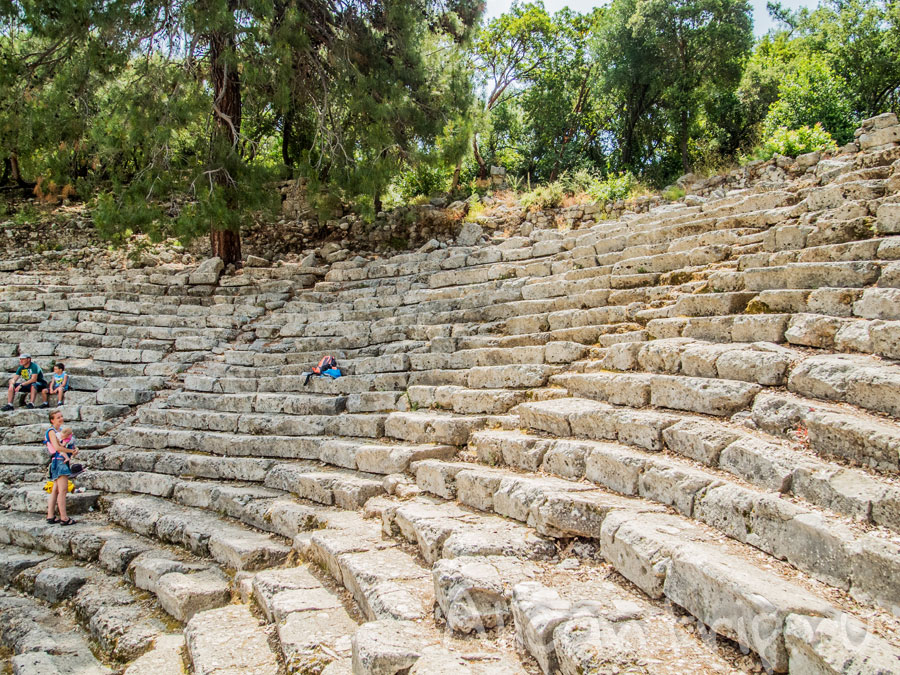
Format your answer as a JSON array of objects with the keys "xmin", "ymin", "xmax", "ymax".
[
  {"xmin": 753, "ymin": 123, "xmax": 838, "ymax": 160},
  {"xmin": 586, "ymin": 171, "xmax": 640, "ymax": 204},
  {"xmin": 662, "ymin": 186, "xmax": 686, "ymax": 201},
  {"xmin": 520, "ymin": 182, "xmax": 565, "ymax": 210},
  {"xmin": 395, "ymin": 164, "xmax": 450, "ymax": 202},
  {"xmin": 762, "ymin": 55, "xmax": 856, "ymax": 144},
  {"xmin": 464, "ymin": 199, "xmax": 486, "ymax": 223}
]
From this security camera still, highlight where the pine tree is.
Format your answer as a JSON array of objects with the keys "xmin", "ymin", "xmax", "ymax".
[{"xmin": 1, "ymin": 1, "xmax": 481, "ymax": 263}]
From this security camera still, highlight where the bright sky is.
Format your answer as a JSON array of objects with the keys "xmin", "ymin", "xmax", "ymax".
[{"xmin": 483, "ymin": 0, "xmax": 820, "ymax": 36}]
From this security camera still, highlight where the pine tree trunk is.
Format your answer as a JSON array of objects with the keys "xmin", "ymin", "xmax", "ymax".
[
  {"xmin": 9, "ymin": 152, "xmax": 23, "ymax": 185},
  {"xmin": 209, "ymin": 22, "xmax": 243, "ymax": 266},
  {"xmin": 450, "ymin": 156, "xmax": 463, "ymax": 191},
  {"xmin": 472, "ymin": 134, "xmax": 487, "ymax": 180},
  {"xmin": 210, "ymin": 228, "xmax": 242, "ymax": 264},
  {"xmin": 680, "ymin": 110, "xmax": 690, "ymax": 174}
]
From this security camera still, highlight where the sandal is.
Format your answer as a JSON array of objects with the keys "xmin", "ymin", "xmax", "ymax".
[
  {"xmin": 46, "ymin": 516, "xmax": 59, "ymax": 524},
  {"xmin": 59, "ymin": 518, "xmax": 77, "ymax": 526}
]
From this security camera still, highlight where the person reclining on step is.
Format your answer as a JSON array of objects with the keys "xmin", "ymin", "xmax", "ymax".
[
  {"xmin": 2, "ymin": 353, "xmax": 48, "ymax": 411},
  {"xmin": 303, "ymin": 355, "xmax": 342, "ymax": 385}
]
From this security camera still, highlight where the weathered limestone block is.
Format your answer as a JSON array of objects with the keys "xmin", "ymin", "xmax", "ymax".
[
  {"xmin": 731, "ymin": 314, "xmax": 790, "ymax": 343},
  {"xmin": 351, "ymin": 619, "xmax": 429, "ymax": 675},
  {"xmin": 122, "ymin": 634, "xmax": 185, "ymax": 675},
  {"xmin": 636, "ymin": 338, "xmax": 693, "ymax": 373},
  {"xmin": 155, "ymin": 570, "xmax": 230, "ymax": 622},
  {"xmin": 185, "ymin": 604, "xmax": 279, "ymax": 675},
  {"xmin": 471, "ymin": 429, "xmax": 552, "ymax": 472},
  {"xmin": 511, "ymin": 582, "xmax": 572, "ymax": 673},
  {"xmin": 33, "ymin": 567, "xmax": 90, "ymax": 603},
  {"xmin": 784, "ymin": 614, "xmax": 900, "ymax": 675},
  {"xmin": 715, "ymin": 348, "xmax": 792, "ymax": 386},
  {"xmin": 785, "ymin": 313, "xmax": 846, "ymax": 348},
  {"xmin": 650, "ymin": 375, "xmax": 761, "ymax": 416},
  {"xmin": 354, "ymin": 444, "xmax": 456, "ymax": 475},
  {"xmin": 432, "ymin": 556, "xmax": 509, "ymax": 633},
  {"xmin": 877, "ymin": 201, "xmax": 900, "ymax": 234},
  {"xmin": 554, "ymin": 615, "xmax": 649, "ymax": 675},
  {"xmin": 540, "ymin": 439, "xmax": 593, "ymax": 479},
  {"xmin": 807, "ymin": 287, "xmax": 861, "ymax": 318},
  {"xmin": 384, "ymin": 411, "xmax": 482, "ymax": 446},
  {"xmin": 679, "ymin": 342, "xmax": 735, "ymax": 378},
  {"xmin": 663, "ymin": 545, "xmax": 834, "ymax": 672},
  {"xmin": 584, "ymin": 443, "xmax": 647, "ymax": 495},
  {"xmin": 467, "ymin": 364, "xmax": 553, "ymax": 389},
  {"xmin": 859, "ymin": 125, "xmax": 900, "ymax": 150},
  {"xmin": 562, "ymin": 372, "xmax": 651, "ymax": 407},
  {"xmin": 718, "ymin": 437, "xmax": 796, "ymax": 493},
  {"xmin": 871, "ymin": 320, "xmax": 900, "ymax": 359},
  {"xmin": 601, "ymin": 340, "xmax": 644, "ymax": 371},
  {"xmin": 788, "ymin": 354, "xmax": 900, "ymax": 417},
  {"xmin": 278, "ymin": 607, "xmax": 357, "ymax": 674}
]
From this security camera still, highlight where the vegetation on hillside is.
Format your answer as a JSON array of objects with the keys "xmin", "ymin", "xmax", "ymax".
[{"xmin": 1, "ymin": 0, "xmax": 898, "ymax": 261}]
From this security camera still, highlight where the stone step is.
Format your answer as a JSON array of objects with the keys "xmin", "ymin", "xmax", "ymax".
[
  {"xmin": 350, "ymin": 618, "xmax": 525, "ymax": 674},
  {"xmin": 407, "ymin": 385, "xmax": 527, "ymax": 414},
  {"xmin": 136, "ymin": 406, "xmax": 387, "ymax": 438},
  {"xmin": 743, "ymin": 261, "xmax": 882, "ymax": 290},
  {"xmin": 103, "ymin": 494, "xmax": 290, "ymax": 570},
  {"xmin": 264, "ymin": 463, "xmax": 386, "ymax": 510},
  {"xmin": 466, "ymin": 430, "xmax": 900, "ymax": 608},
  {"xmin": 752, "ymin": 390, "xmax": 900, "ymax": 476},
  {"xmin": 0, "ymin": 445, "xmax": 50, "ymax": 466},
  {"xmin": 787, "ymin": 352, "xmax": 900, "ymax": 417},
  {"xmin": 185, "ymin": 604, "xmax": 280, "ymax": 675},
  {"xmin": 0, "ymin": 516, "xmax": 230, "ymax": 626},
  {"xmin": 54, "ymin": 562, "xmax": 169, "ymax": 661},
  {"xmin": 296, "ymin": 510, "xmax": 434, "ymax": 623},
  {"xmin": 0, "ymin": 590, "xmax": 114, "ymax": 674},
  {"xmin": 184, "ymin": 371, "xmax": 409, "ymax": 394},
  {"xmin": 510, "ymin": 578, "xmax": 740, "ymax": 674},
  {"xmin": 596, "ymin": 336, "xmax": 801, "ymax": 385},
  {"xmin": 122, "ymin": 634, "xmax": 185, "ymax": 675},
  {"xmin": 249, "ymin": 565, "xmax": 357, "ymax": 672},
  {"xmin": 384, "ymin": 411, "xmax": 490, "ymax": 445},
  {"xmin": 405, "ymin": 462, "xmax": 900, "ymax": 672},
  {"xmin": 84, "ymin": 445, "xmax": 276, "ymax": 482},
  {"xmin": 380, "ymin": 496, "xmax": 748, "ymax": 672},
  {"xmin": 555, "ymin": 371, "xmax": 762, "ymax": 416},
  {"xmin": 166, "ymin": 392, "xmax": 347, "ymax": 415},
  {"xmin": 123, "ymin": 425, "xmax": 327, "ymax": 457},
  {"xmin": 517, "ymin": 396, "xmax": 900, "ymax": 523},
  {"xmin": 382, "ymin": 496, "xmax": 557, "ymax": 565},
  {"xmin": 1, "ymin": 484, "xmax": 100, "ymax": 515}
]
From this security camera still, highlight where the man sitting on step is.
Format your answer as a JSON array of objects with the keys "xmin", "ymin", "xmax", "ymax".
[{"xmin": 2, "ymin": 353, "xmax": 48, "ymax": 411}]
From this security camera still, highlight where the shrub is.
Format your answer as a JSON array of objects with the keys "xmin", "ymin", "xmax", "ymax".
[
  {"xmin": 587, "ymin": 171, "xmax": 640, "ymax": 204},
  {"xmin": 662, "ymin": 185, "xmax": 686, "ymax": 201},
  {"xmin": 520, "ymin": 182, "xmax": 564, "ymax": 210},
  {"xmin": 395, "ymin": 164, "xmax": 449, "ymax": 202},
  {"xmin": 754, "ymin": 123, "xmax": 837, "ymax": 161},
  {"xmin": 762, "ymin": 55, "xmax": 856, "ymax": 145}
]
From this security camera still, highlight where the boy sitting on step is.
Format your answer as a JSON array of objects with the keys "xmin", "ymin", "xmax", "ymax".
[{"xmin": 46, "ymin": 362, "xmax": 69, "ymax": 407}]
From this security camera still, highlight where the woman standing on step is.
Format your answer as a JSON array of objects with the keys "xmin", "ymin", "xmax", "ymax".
[{"xmin": 45, "ymin": 410, "xmax": 76, "ymax": 525}]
